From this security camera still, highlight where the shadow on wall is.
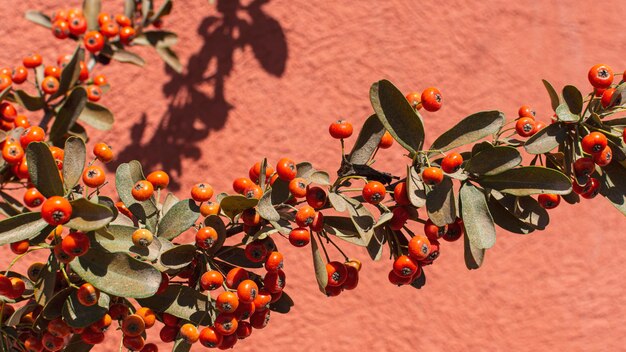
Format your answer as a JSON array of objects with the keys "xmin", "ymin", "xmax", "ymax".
[{"xmin": 112, "ymin": 0, "xmax": 288, "ymax": 190}]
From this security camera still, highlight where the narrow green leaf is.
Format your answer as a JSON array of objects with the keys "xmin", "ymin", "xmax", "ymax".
[
  {"xmin": 0, "ymin": 190, "xmax": 28, "ymax": 215},
  {"xmin": 296, "ymin": 162, "xmax": 314, "ymax": 179},
  {"xmin": 219, "ymin": 195, "xmax": 258, "ymax": 220},
  {"xmin": 463, "ymin": 231, "xmax": 485, "ymax": 270},
  {"xmin": 142, "ymin": 0, "xmax": 154, "ymax": 26},
  {"xmin": 367, "ymin": 226, "xmax": 385, "ymax": 261},
  {"xmin": 62, "ymin": 291, "xmax": 109, "ymax": 327},
  {"xmin": 407, "ymin": 166, "xmax": 426, "ymax": 208},
  {"xmin": 79, "ymin": 102, "xmax": 114, "ymax": 131},
  {"xmin": 41, "ymin": 288, "xmax": 73, "ymax": 320},
  {"xmin": 63, "ymin": 137, "xmax": 86, "ymax": 192},
  {"xmin": 25, "ymin": 10, "xmax": 52, "ymax": 28},
  {"xmin": 310, "ymin": 171, "xmax": 330, "ymax": 185},
  {"xmin": 431, "ymin": 111, "xmax": 505, "ymax": 153},
  {"xmin": 555, "ymin": 103, "xmax": 579, "ymax": 122},
  {"xmin": 258, "ymin": 190, "xmax": 280, "ymax": 222},
  {"xmin": 137, "ymin": 285, "xmax": 215, "ymax": 326},
  {"xmin": 151, "ymin": 0, "xmax": 173, "ymax": 21},
  {"xmin": 124, "ymin": 0, "xmax": 135, "ymax": 18},
  {"xmin": 270, "ymin": 179, "xmax": 290, "ymax": 205},
  {"xmin": 66, "ymin": 198, "xmax": 113, "ymax": 232},
  {"xmin": 156, "ymin": 46, "xmax": 183, "ymax": 73},
  {"xmin": 523, "ymin": 122, "xmax": 567, "ymax": 154},
  {"xmin": 203, "ymin": 216, "xmax": 226, "ymax": 255},
  {"xmin": 133, "ymin": 30, "xmax": 178, "ymax": 48},
  {"xmin": 50, "ymin": 87, "xmax": 87, "ymax": 143},
  {"xmin": 11, "ymin": 90, "xmax": 45, "ymax": 111},
  {"xmin": 467, "ymin": 146, "xmax": 522, "ymax": 176},
  {"xmin": 26, "ymin": 142, "xmax": 64, "ymax": 197},
  {"xmin": 478, "ymin": 166, "xmax": 572, "ymax": 196},
  {"xmin": 83, "ymin": 0, "xmax": 101, "ymax": 31},
  {"xmin": 426, "ymin": 176, "xmax": 456, "ymax": 226},
  {"xmin": 563, "ymin": 85, "xmax": 583, "ymax": 115},
  {"xmin": 157, "ymin": 200, "xmax": 199, "ymax": 240},
  {"xmin": 310, "ymin": 235, "xmax": 327, "ymax": 294},
  {"xmin": 34, "ymin": 255, "xmax": 58, "ymax": 306},
  {"xmin": 460, "ymin": 182, "xmax": 496, "ymax": 249},
  {"xmin": 348, "ymin": 114, "xmax": 385, "ymax": 164},
  {"xmin": 0, "ymin": 212, "xmax": 50, "ymax": 246},
  {"xmin": 112, "ymin": 49, "xmax": 146, "ymax": 67},
  {"xmin": 51, "ymin": 47, "xmax": 84, "ymax": 100},
  {"xmin": 542, "ymin": 79, "xmax": 560, "ymax": 111},
  {"xmin": 162, "ymin": 193, "xmax": 180, "ymax": 216},
  {"xmin": 370, "ymin": 80, "xmax": 425, "ymax": 154},
  {"xmin": 172, "ymin": 339, "xmax": 191, "ymax": 352},
  {"xmin": 339, "ymin": 194, "xmax": 374, "ymax": 238},
  {"xmin": 491, "ymin": 191, "xmax": 549, "ymax": 230},
  {"xmin": 159, "ymin": 244, "xmax": 196, "ymax": 270},
  {"xmin": 486, "ymin": 194, "xmax": 535, "ymax": 234}
]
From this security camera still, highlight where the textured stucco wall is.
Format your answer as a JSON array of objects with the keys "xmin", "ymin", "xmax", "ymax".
[{"xmin": 1, "ymin": 1, "xmax": 626, "ymax": 351}]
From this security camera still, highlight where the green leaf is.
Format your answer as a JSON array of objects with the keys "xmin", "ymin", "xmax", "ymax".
[
  {"xmin": 348, "ymin": 114, "xmax": 385, "ymax": 164},
  {"xmin": 605, "ymin": 117, "xmax": 626, "ymax": 127},
  {"xmin": 66, "ymin": 198, "xmax": 113, "ymax": 232},
  {"xmin": 425, "ymin": 176, "xmax": 456, "ymax": 226},
  {"xmin": 111, "ymin": 49, "xmax": 146, "ymax": 67},
  {"xmin": 0, "ymin": 212, "xmax": 51, "ymax": 246},
  {"xmin": 142, "ymin": 0, "xmax": 154, "ymax": 26},
  {"xmin": 460, "ymin": 182, "xmax": 495, "ymax": 249},
  {"xmin": 477, "ymin": 166, "xmax": 572, "ymax": 196},
  {"xmin": 134, "ymin": 30, "xmax": 178, "ymax": 48},
  {"xmin": 296, "ymin": 162, "xmax": 314, "ymax": 179},
  {"xmin": 83, "ymin": 0, "xmax": 101, "ymax": 31},
  {"xmin": 25, "ymin": 10, "xmax": 52, "ymax": 28},
  {"xmin": 151, "ymin": 0, "xmax": 173, "ymax": 21},
  {"xmin": 258, "ymin": 190, "xmax": 280, "ymax": 222},
  {"xmin": 490, "ymin": 191, "xmax": 549, "ymax": 230},
  {"xmin": 370, "ymin": 79, "xmax": 425, "ymax": 154},
  {"xmin": 156, "ymin": 46, "xmax": 183, "ymax": 73},
  {"xmin": 162, "ymin": 193, "xmax": 180, "ymax": 216},
  {"xmin": 124, "ymin": 0, "xmax": 135, "ymax": 18},
  {"xmin": 328, "ymin": 192, "xmax": 348, "ymax": 212},
  {"xmin": 555, "ymin": 103, "xmax": 579, "ymax": 122},
  {"xmin": 94, "ymin": 225, "xmax": 162, "ymax": 261},
  {"xmin": 339, "ymin": 194, "xmax": 374, "ymax": 238},
  {"xmin": 172, "ymin": 339, "xmax": 192, "ymax": 352},
  {"xmin": 50, "ymin": 87, "xmax": 88, "ymax": 143},
  {"xmin": 116, "ymin": 161, "xmax": 158, "ymax": 231},
  {"xmin": 11, "ymin": 90, "xmax": 45, "ymax": 111},
  {"xmin": 51, "ymin": 47, "xmax": 84, "ymax": 100},
  {"xmin": 563, "ymin": 85, "xmax": 583, "ymax": 115},
  {"xmin": 137, "ymin": 285, "xmax": 215, "ymax": 326},
  {"xmin": 0, "ymin": 190, "xmax": 28, "ymax": 216},
  {"xmin": 215, "ymin": 247, "xmax": 263, "ymax": 269},
  {"xmin": 463, "ymin": 231, "xmax": 485, "ymax": 270},
  {"xmin": 203, "ymin": 216, "xmax": 226, "ymax": 255},
  {"xmin": 26, "ymin": 142, "xmax": 64, "ymax": 197},
  {"xmin": 157, "ymin": 200, "xmax": 199, "ymax": 240},
  {"xmin": 323, "ymin": 216, "xmax": 366, "ymax": 246},
  {"xmin": 34, "ymin": 255, "xmax": 59, "ymax": 306},
  {"xmin": 62, "ymin": 137, "xmax": 86, "ymax": 192},
  {"xmin": 523, "ymin": 122, "xmax": 567, "ymax": 154},
  {"xmin": 310, "ymin": 235, "xmax": 328, "ymax": 294},
  {"xmin": 79, "ymin": 102, "xmax": 114, "ymax": 131},
  {"xmin": 62, "ymin": 291, "xmax": 109, "ymax": 328},
  {"xmin": 430, "ymin": 111, "xmax": 505, "ymax": 153},
  {"xmin": 270, "ymin": 291, "xmax": 294, "ymax": 314},
  {"xmin": 41, "ymin": 287, "xmax": 73, "ymax": 320},
  {"xmin": 310, "ymin": 171, "xmax": 330, "ymax": 185},
  {"xmin": 542, "ymin": 79, "xmax": 560, "ymax": 111},
  {"xmin": 69, "ymin": 245, "xmax": 162, "ymax": 298},
  {"xmin": 64, "ymin": 334, "xmax": 94, "ymax": 352},
  {"xmin": 159, "ymin": 244, "xmax": 196, "ymax": 270},
  {"xmin": 486, "ymin": 194, "xmax": 535, "ymax": 234},
  {"xmin": 407, "ymin": 166, "xmax": 426, "ymax": 208},
  {"xmin": 367, "ymin": 226, "xmax": 385, "ymax": 261},
  {"xmin": 599, "ymin": 160, "xmax": 626, "ymax": 216},
  {"xmin": 219, "ymin": 195, "xmax": 258, "ymax": 220},
  {"xmin": 270, "ymin": 179, "xmax": 290, "ymax": 205},
  {"xmin": 466, "ymin": 146, "xmax": 522, "ymax": 176}
]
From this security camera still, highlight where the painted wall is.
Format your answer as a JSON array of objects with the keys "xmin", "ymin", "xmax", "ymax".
[{"xmin": 1, "ymin": 1, "xmax": 626, "ymax": 351}]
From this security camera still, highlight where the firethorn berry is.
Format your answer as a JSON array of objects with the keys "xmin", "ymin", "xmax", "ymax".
[
  {"xmin": 79, "ymin": 61, "xmax": 89, "ymax": 81},
  {"xmin": 441, "ymin": 152, "xmax": 463, "ymax": 173},
  {"xmin": 146, "ymin": 170, "xmax": 169, "ymax": 189},
  {"xmin": 623, "ymin": 128, "xmax": 626, "ymax": 144},
  {"xmin": 289, "ymin": 177, "xmax": 308, "ymax": 198},
  {"xmin": 362, "ymin": 181, "xmax": 386, "ymax": 204},
  {"xmin": 12, "ymin": 66, "xmax": 28, "ymax": 84},
  {"xmin": 132, "ymin": 229, "xmax": 154, "ymax": 247},
  {"xmin": 289, "ymin": 227, "xmax": 311, "ymax": 247},
  {"xmin": 62, "ymin": 231, "xmax": 90, "ymax": 257},
  {"xmin": 532, "ymin": 121, "xmax": 546, "ymax": 134},
  {"xmin": 52, "ymin": 19, "xmax": 70, "ymax": 39},
  {"xmin": 233, "ymin": 177, "xmax": 253, "ymax": 194},
  {"xmin": 253, "ymin": 288, "xmax": 272, "ymax": 311},
  {"xmin": 538, "ymin": 194, "xmax": 561, "ymax": 209},
  {"xmin": 42, "ymin": 332, "xmax": 64, "ymax": 351},
  {"xmin": 44, "ymin": 65, "xmax": 61, "ymax": 79},
  {"xmin": 306, "ymin": 185, "xmax": 327, "ymax": 209},
  {"xmin": 388, "ymin": 270, "xmax": 413, "ymax": 286},
  {"xmin": 195, "ymin": 226, "xmax": 218, "ymax": 249},
  {"xmin": 276, "ymin": 157, "xmax": 297, "ymax": 181},
  {"xmin": 593, "ymin": 145, "xmax": 613, "ymax": 166},
  {"xmin": 405, "ymin": 91, "xmax": 422, "ymax": 109},
  {"xmin": 77, "ymin": 283, "xmax": 99, "ymax": 306},
  {"xmin": 393, "ymin": 181, "xmax": 410, "ymax": 206},
  {"xmin": 226, "ymin": 267, "xmax": 249, "ymax": 289},
  {"xmin": 200, "ymin": 201, "xmax": 220, "ymax": 216},
  {"xmin": 109, "ymin": 303, "xmax": 130, "ymax": 320},
  {"xmin": 422, "ymin": 239, "xmax": 441, "ymax": 265},
  {"xmin": 200, "ymin": 270, "xmax": 223, "ymax": 291},
  {"xmin": 408, "ymin": 234, "xmax": 431, "ymax": 261},
  {"xmin": 82, "ymin": 165, "xmax": 106, "ymax": 188},
  {"xmin": 393, "ymin": 255, "xmax": 419, "ymax": 278},
  {"xmin": 200, "ymin": 326, "xmax": 223, "ymax": 348},
  {"xmin": 123, "ymin": 336, "xmax": 145, "ymax": 351},
  {"xmin": 10, "ymin": 240, "xmax": 29, "ymax": 255},
  {"xmin": 328, "ymin": 120, "xmax": 353, "ymax": 139},
  {"xmin": 422, "ymin": 166, "xmax": 444, "ymax": 185},
  {"xmin": 68, "ymin": 16, "xmax": 87, "ymax": 35},
  {"xmin": 295, "ymin": 205, "xmax": 316, "ymax": 227},
  {"xmin": 250, "ymin": 309, "xmax": 271, "ymax": 329},
  {"xmin": 162, "ymin": 313, "xmax": 180, "ymax": 327},
  {"xmin": 265, "ymin": 251, "xmax": 284, "ymax": 272},
  {"xmin": 54, "ymin": 243, "xmax": 75, "ymax": 264},
  {"xmin": 90, "ymin": 312, "xmax": 112, "ymax": 331},
  {"xmin": 264, "ymin": 269, "xmax": 286, "ymax": 293},
  {"xmin": 86, "ymin": 85, "xmax": 102, "ymax": 102},
  {"xmin": 2, "ymin": 142, "xmax": 24, "ymax": 164},
  {"xmin": 122, "ymin": 314, "xmax": 146, "ymax": 337},
  {"xmin": 93, "ymin": 142, "xmax": 113, "ymax": 163},
  {"xmin": 27, "ymin": 262, "xmax": 45, "ymax": 281},
  {"xmin": 234, "ymin": 301, "xmax": 256, "ymax": 321},
  {"xmin": 236, "ymin": 321, "xmax": 253, "ymax": 339},
  {"xmin": 114, "ymin": 14, "xmax": 132, "ymax": 27},
  {"xmin": 41, "ymin": 196, "xmax": 72, "ymax": 226},
  {"xmin": 160, "ymin": 325, "xmax": 178, "ymax": 343},
  {"xmin": 120, "ymin": 26, "xmax": 136, "ymax": 44},
  {"xmin": 220, "ymin": 334, "xmax": 239, "ymax": 349},
  {"xmin": 243, "ymin": 184, "xmax": 263, "ymax": 199},
  {"xmin": 378, "ymin": 131, "xmax": 394, "ymax": 149},
  {"xmin": 424, "ymin": 219, "xmax": 447, "ymax": 241},
  {"xmin": 14, "ymin": 114, "xmax": 30, "ymax": 128},
  {"xmin": 443, "ymin": 218, "xmax": 464, "ymax": 242},
  {"xmin": 116, "ymin": 201, "xmax": 133, "ymax": 219},
  {"xmin": 601, "ymin": 88, "xmax": 617, "ymax": 109},
  {"xmin": 84, "ymin": 31, "xmax": 105, "ymax": 52},
  {"xmin": 588, "ymin": 64, "xmax": 614, "ymax": 89},
  {"xmin": 581, "ymin": 132, "xmax": 608, "ymax": 155},
  {"xmin": 214, "ymin": 313, "xmax": 238, "ymax": 336},
  {"xmin": 342, "ymin": 265, "xmax": 359, "ymax": 290},
  {"xmin": 132, "ymin": 180, "xmax": 154, "ymax": 201},
  {"xmin": 12, "ymin": 157, "xmax": 29, "ymax": 179},
  {"xmin": 23, "ymin": 53, "xmax": 42, "ymax": 68},
  {"xmin": 325, "ymin": 284, "xmax": 342, "ymax": 297},
  {"xmin": 191, "ymin": 182, "xmax": 214, "ymax": 202},
  {"xmin": 92, "ymin": 74, "xmax": 107, "ymax": 86},
  {"xmin": 67, "ymin": 8, "xmax": 83, "ymax": 18},
  {"xmin": 97, "ymin": 13, "xmax": 111, "ymax": 26},
  {"xmin": 237, "ymin": 279, "xmax": 259, "ymax": 303},
  {"xmin": 24, "ymin": 336, "xmax": 44, "ymax": 351},
  {"xmin": 518, "ymin": 105, "xmax": 536, "ymax": 118},
  {"xmin": 389, "ymin": 206, "xmax": 410, "ymax": 231},
  {"xmin": 516, "ymin": 117, "xmax": 536, "ymax": 137},
  {"xmin": 48, "ymin": 317, "xmax": 71, "ymax": 337},
  {"xmin": 421, "ymin": 87, "xmax": 443, "ymax": 112},
  {"xmin": 23, "ymin": 187, "xmax": 45, "ymax": 208},
  {"xmin": 574, "ymin": 157, "xmax": 595, "ymax": 177},
  {"xmin": 179, "ymin": 323, "xmax": 200, "ymax": 344},
  {"xmin": 100, "ymin": 21, "xmax": 119, "ymax": 38},
  {"xmin": 310, "ymin": 211, "xmax": 324, "ymax": 232},
  {"xmin": 20, "ymin": 126, "xmax": 46, "ymax": 147},
  {"xmin": 326, "ymin": 261, "xmax": 348, "ymax": 287},
  {"xmin": 249, "ymin": 161, "xmax": 275, "ymax": 182},
  {"xmin": 0, "ymin": 275, "xmax": 11, "ymax": 296},
  {"xmin": 41, "ymin": 76, "xmax": 60, "ymax": 95},
  {"xmin": 141, "ymin": 343, "xmax": 158, "ymax": 352},
  {"xmin": 0, "ymin": 102, "xmax": 16, "ymax": 121},
  {"xmin": 241, "ymin": 208, "xmax": 261, "ymax": 227},
  {"xmin": 244, "ymin": 240, "xmax": 268, "ymax": 262}
]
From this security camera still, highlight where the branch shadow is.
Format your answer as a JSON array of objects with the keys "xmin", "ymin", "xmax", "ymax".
[{"xmin": 110, "ymin": 0, "xmax": 288, "ymax": 190}]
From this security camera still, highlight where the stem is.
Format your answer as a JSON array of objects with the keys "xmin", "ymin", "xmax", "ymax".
[
  {"xmin": 321, "ymin": 231, "xmax": 349, "ymax": 261},
  {"xmin": 38, "ymin": 108, "xmax": 54, "ymax": 131},
  {"xmin": 59, "ymin": 264, "xmax": 79, "ymax": 289},
  {"xmin": 316, "ymin": 232, "xmax": 331, "ymax": 263}
]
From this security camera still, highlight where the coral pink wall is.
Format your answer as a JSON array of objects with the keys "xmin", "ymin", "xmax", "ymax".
[{"xmin": 2, "ymin": 0, "xmax": 626, "ymax": 351}]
